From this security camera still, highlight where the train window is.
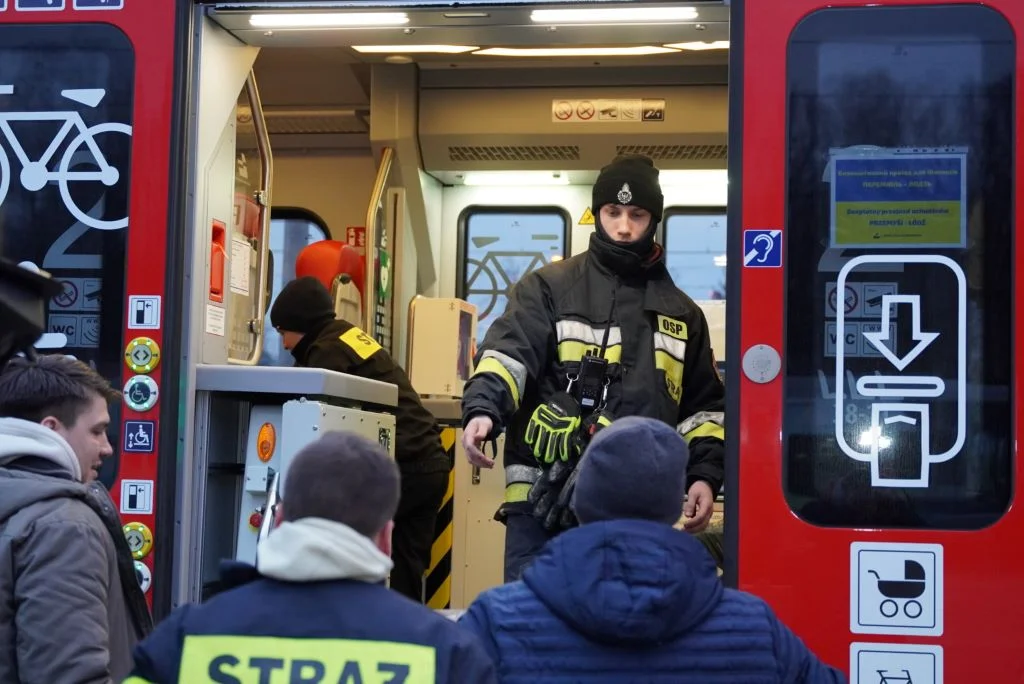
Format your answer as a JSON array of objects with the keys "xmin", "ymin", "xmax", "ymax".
[
  {"xmin": 457, "ymin": 207, "xmax": 569, "ymax": 340},
  {"xmin": 260, "ymin": 207, "xmax": 328, "ymax": 366},
  {"xmin": 783, "ymin": 5, "xmax": 1014, "ymax": 529},
  {"xmin": 663, "ymin": 208, "xmax": 727, "ymax": 301}
]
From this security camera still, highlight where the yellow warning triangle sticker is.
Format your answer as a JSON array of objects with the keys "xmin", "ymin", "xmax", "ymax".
[{"xmin": 578, "ymin": 207, "xmax": 595, "ymax": 225}]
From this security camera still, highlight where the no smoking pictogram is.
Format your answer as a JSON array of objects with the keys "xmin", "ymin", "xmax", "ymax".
[
  {"xmin": 554, "ymin": 100, "xmax": 573, "ymax": 120},
  {"xmin": 829, "ymin": 284, "xmax": 858, "ymax": 315},
  {"xmin": 53, "ymin": 280, "xmax": 79, "ymax": 309},
  {"xmin": 577, "ymin": 100, "xmax": 595, "ymax": 120}
]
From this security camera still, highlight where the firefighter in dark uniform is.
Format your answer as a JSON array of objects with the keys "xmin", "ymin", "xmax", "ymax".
[
  {"xmin": 461, "ymin": 154, "xmax": 725, "ymax": 582},
  {"xmin": 269, "ymin": 277, "xmax": 450, "ymax": 603}
]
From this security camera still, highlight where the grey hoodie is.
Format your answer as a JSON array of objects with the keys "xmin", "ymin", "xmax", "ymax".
[{"xmin": 0, "ymin": 418, "xmax": 152, "ymax": 684}]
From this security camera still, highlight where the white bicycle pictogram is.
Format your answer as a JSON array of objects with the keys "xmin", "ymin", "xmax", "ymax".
[{"xmin": 0, "ymin": 86, "xmax": 132, "ymax": 230}]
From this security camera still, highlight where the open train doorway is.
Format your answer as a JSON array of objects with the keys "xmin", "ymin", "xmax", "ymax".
[{"xmin": 185, "ymin": 1, "xmax": 732, "ymax": 611}]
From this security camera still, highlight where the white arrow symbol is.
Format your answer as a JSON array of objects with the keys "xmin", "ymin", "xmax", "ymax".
[{"xmin": 862, "ymin": 294, "xmax": 938, "ymax": 371}]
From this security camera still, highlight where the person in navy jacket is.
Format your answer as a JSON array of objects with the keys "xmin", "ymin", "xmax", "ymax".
[
  {"xmin": 123, "ymin": 431, "xmax": 496, "ymax": 684},
  {"xmin": 458, "ymin": 416, "xmax": 847, "ymax": 683}
]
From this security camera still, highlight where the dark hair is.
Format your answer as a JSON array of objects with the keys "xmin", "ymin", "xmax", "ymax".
[
  {"xmin": 0, "ymin": 354, "xmax": 120, "ymax": 427},
  {"xmin": 282, "ymin": 431, "xmax": 400, "ymax": 537}
]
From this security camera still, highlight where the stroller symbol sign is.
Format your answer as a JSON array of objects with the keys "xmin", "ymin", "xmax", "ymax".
[{"xmin": 851, "ymin": 542, "xmax": 943, "ymax": 636}]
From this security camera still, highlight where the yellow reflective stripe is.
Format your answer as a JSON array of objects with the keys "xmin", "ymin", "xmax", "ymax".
[
  {"xmin": 655, "ymin": 349, "xmax": 684, "ymax": 403},
  {"xmin": 121, "ymin": 678, "xmax": 155, "ymax": 684},
  {"xmin": 178, "ymin": 634, "xmax": 436, "ymax": 683},
  {"xmin": 471, "ymin": 357, "xmax": 520, "ymax": 409},
  {"xmin": 683, "ymin": 422, "xmax": 725, "ymax": 442},
  {"xmin": 556, "ymin": 341, "xmax": 622, "ymax": 364},
  {"xmin": 505, "ymin": 482, "xmax": 532, "ymax": 503}
]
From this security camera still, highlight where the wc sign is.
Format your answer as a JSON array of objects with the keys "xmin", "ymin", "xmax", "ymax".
[{"xmin": 834, "ymin": 254, "xmax": 966, "ymax": 488}]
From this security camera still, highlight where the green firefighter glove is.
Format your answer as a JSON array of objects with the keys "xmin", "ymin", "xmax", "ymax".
[{"xmin": 524, "ymin": 392, "xmax": 582, "ymax": 464}]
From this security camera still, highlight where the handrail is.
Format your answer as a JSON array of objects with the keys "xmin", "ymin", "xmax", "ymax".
[
  {"xmin": 230, "ymin": 69, "xmax": 274, "ymax": 366},
  {"xmin": 362, "ymin": 146, "xmax": 394, "ymax": 335}
]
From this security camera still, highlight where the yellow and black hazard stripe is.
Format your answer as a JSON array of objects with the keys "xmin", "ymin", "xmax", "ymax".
[{"xmin": 425, "ymin": 427, "xmax": 456, "ymax": 609}]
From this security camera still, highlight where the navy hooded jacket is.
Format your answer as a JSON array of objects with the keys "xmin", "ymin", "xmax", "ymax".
[
  {"xmin": 123, "ymin": 517, "xmax": 497, "ymax": 683},
  {"xmin": 458, "ymin": 518, "xmax": 847, "ymax": 683}
]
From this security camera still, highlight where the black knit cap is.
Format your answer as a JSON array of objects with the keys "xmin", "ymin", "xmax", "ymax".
[
  {"xmin": 592, "ymin": 154, "xmax": 664, "ymax": 223},
  {"xmin": 269, "ymin": 276, "xmax": 336, "ymax": 334}
]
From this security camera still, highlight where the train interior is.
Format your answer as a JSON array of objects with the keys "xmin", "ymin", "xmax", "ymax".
[{"xmin": 187, "ymin": 2, "xmax": 730, "ymax": 608}]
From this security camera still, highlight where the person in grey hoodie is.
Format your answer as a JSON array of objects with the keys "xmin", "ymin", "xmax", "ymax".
[{"xmin": 0, "ymin": 354, "xmax": 153, "ymax": 684}]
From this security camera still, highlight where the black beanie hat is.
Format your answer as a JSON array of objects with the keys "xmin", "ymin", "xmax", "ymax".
[
  {"xmin": 572, "ymin": 415, "xmax": 689, "ymax": 525},
  {"xmin": 269, "ymin": 276, "xmax": 336, "ymax": 334},
  {"xmin": 592, "ymin": 154, "xmax": 664, "ymax": 223}
]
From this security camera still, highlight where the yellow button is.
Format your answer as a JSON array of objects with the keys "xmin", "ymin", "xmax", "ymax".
[
  {"xmin": 125, "ymin": 337, "xmax": 161, "ymax": 374},
  {"xmin": 123, "ymin": 522, "xmax": 154, "ymax": 560}
]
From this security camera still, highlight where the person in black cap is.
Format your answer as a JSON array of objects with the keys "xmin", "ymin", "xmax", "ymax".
[
  {"xmin": 457, "ymin": 416, "xmax": 844, "ymax": 683},
  {"xmin": 460, "ymin": 154, "xmax": 726, "ymax": 582},
  {"xmin": 269, "ymin": 277, "xmax": 450, "ymax": 604}
]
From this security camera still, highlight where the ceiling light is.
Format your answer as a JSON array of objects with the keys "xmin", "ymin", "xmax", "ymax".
[
  {"xmin": 665, "ymin": 40, "xmax": 729, "ymax": 50},
  {"xmin": 474, "ymin": 46, "xmax": 678, "ymax": 58},
  {"xmin": 352, "ymin": 45, "xmax": 479, "ymax": 54},
  {"xmin": 463, "ymin": 171, "xmax": 570, "ymax": 187},
  {"xmin": 249, "ymin": 12, "xmax": 409, "ymax": 29},
  {"xmin": 531, "ymin": 6, "xmax": 698, "ymax": 23}
]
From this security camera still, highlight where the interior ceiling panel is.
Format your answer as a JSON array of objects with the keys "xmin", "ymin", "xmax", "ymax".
[
  {"xmin": 215, "ymin": 2, "xmax": 730, "ymax": 159},
  {"xmin": 208, "ymin": 2, "xmax": 729, "ymax": 61}
]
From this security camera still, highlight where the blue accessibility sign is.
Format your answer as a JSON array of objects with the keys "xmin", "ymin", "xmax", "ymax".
[
  {"xmin": 743, "ymin": 229, "xmax": 783, "ymax": 268},
  {"xmin": 124, "ymin": 421, "xmax": 155, "ymax": 453}
]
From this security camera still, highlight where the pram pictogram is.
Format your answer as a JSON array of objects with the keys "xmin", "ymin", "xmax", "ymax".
[
  {"xmin": 877, "ymin": 669, "xmax": 913, "ymax": 684},
  {"xmin": 868, "ymin": 560, "xmax": 925, "ymax": 619}
]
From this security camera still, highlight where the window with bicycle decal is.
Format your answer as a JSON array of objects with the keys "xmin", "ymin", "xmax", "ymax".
[
  {"xmin": 0, "ymin": 23, "xmax": 134, "ymax": 487},
  {"xmin": 456, "ymin": 207, "xmax": 569, "ymax": 341}
]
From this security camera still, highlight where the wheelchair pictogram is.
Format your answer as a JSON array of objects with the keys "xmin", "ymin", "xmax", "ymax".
[{"xmin": 0, "ymin": 85, "xmax": 132, "ymax": 230}]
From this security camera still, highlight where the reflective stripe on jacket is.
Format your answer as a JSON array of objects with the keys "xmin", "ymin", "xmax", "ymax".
[{"xmin": 462, "ymin": 232, "xmax": 725, "ymax": 500}]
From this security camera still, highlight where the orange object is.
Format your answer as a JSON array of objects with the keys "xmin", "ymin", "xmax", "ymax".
[
  {"xmin": 295, "ymin": 240, "xmax": 366, "ymax": 307},
  {"xmin": 257, "ymin": 423, "xmax": 276, "ymax": 463},
  {"xmin": 209, "ymin": 220, "xmax": 226, "ymax": 303}
]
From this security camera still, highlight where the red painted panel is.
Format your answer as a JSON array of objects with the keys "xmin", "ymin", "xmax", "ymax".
[
  {"xmin": 1, "ymin": 1, "xmax": 179, "ymax": 608},
  {"xmin": 737, "ymin": 0, "xmax": 1024, "ymax": 679}
]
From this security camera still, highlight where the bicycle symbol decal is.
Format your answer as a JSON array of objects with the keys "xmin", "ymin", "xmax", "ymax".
[
  {"xmin": 0, "ymin": 85, "xmax": 132, "ymax": 231},
  {"xmin": 465, "ymin": 250, "xmax": 549, "ymax": 321}
]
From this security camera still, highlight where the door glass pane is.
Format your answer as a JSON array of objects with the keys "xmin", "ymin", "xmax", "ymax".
[
  {"xmin": 783, "ymin": 5, "xmax": 1014, "ymax": 530},
  {"xmin": 0, "ymin": 23, "xmax": 135, "ymax": 487}
]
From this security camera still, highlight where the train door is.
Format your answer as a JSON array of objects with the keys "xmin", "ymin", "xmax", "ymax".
[
  {"xmin": 0, "ymin": 2, "xmax": 182, "ymax": 613},
  {"xmin": 729, "ymin": 0, "xmax": 1022, "ymax": 679}
]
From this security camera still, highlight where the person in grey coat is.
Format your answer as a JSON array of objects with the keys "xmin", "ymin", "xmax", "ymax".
[{"xmin": 0, "ymin": 354, "xmax": 152, "ymax": 683}]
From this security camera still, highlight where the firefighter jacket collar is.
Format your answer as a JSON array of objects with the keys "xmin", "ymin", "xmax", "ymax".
[
  {"xmin": 587, "ymin": 231, "xmax": 665, "ymax": 278},
  {"xmin": 289, "ymin": 317, "xmax": 335, "ymax": 365},
  {"xmin": 256, "ymin": 517, "xmax": 394, "ymax": 584}
]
